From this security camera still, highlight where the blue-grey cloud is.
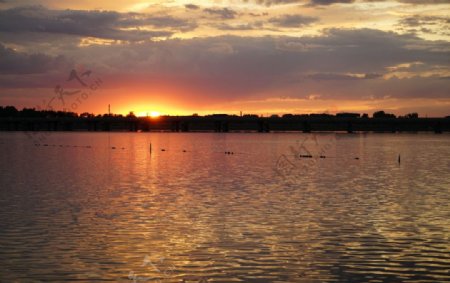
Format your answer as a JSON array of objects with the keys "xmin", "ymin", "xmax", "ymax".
[
  {"xmin": 1, "ymin": 28, "xmax": 449, "ymax": 104},
  {"xmin": 0, "ymin": 6, "xmax": 197, "ymax": 41},
  {"xmin": 244, "ymin": 0, "xmax": 300, "ymax": 5},
  {"xmin": 33, "ymin": 29, "xmax": 450, "ymax": 98},
  {"xmin": 0, "ymin": 43, "xmax": 70, "ymax": 74},
  {"xmin": 185, "ymin": 4, "xmax": 200, "ymax": 10},
  {"xmin": 308, "ymin": 0, "xmax": 354, "ymax": 5},
  {"xmin": 399, "ymin": 15, "xmax": 450, "ymax": 27},
  {"xmin": 307, "ymin": 72, "xmax": 382, "ymax": 80},
  {"xmin": 399, "ymin": 0, "xmax": 449, "ymax": 4},
  {"xmin": 269, "ymin": 14, "xmax": 319, "ymax": 27},
  {"xmin": 398, "ymin": 15, "xmax": 450, "ymax": 36},
  {"xmin": 215, "ymin": 22, "xmax": 263, "ymax": 30},
  {"xmin": 203, "ymin": 7, "xmax": 237, "ymax": 19},
  {"xmin": 244, "ymin": 0, "xmax": 354, "ymax": 5},
  {"xmin": 245, "ymin": 0, "xmax": 448, "ymax": 5}
]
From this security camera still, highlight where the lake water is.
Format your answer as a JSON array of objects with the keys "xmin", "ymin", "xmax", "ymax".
[{"xmin": 0, "ymin": 132, "xmax": 449, "ymax": 282}]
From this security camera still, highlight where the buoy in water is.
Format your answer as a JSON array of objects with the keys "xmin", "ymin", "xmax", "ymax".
[{"xmin": 300, "ymin": 154, "xmax": 312, "ymax": 158}]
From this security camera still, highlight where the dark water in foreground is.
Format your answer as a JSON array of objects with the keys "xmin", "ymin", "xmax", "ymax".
[{"xmin": 0, "ymin": 132, "xmax": 449, "ymax": 282}]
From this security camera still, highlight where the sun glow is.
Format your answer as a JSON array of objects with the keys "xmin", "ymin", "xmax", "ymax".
[
  {"xmin": 150, "ymin": 111, "xmax": 160, "ymax": 118},
  {"xmin": 135, "ymin": 111, "xmax": 160, "ymax": 118}
]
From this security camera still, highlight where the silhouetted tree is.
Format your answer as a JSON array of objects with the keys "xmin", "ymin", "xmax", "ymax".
[
  {"xmin": 310, "ymin": 113, "xmax": 333, "ymax": 118},
  {"xmin": 373, "ymin": 111, "xmax": 396, "ymax": 118},
  {"xmin": 336, "ymin": 113, "xmax": 360, "ymax": 118},
  {"xmin": 404, "ymin": 112, "xmax": 418, "ymax": 118},
  {"xmin": 126, "ymin": 111, "xmax": 136, "ymax": 118},
  {"xmin": 0, "ymin": 106, "xmax": 18, "ymax": 117},
  {"xmin": 20, "ymin": 108, "xmax": 40, "ymax": 118},
  {"xmin": 80, "ymin": 112, "xmax": 94, "ymax": 118}
]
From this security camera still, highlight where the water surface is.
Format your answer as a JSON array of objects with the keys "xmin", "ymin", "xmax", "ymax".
[{"xmin": 0, "ymin": 132, "xmax": 449, "ymax": 282}]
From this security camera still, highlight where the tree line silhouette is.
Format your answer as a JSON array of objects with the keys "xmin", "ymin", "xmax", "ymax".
[
  {"xmin": 0, "ymin": 105, "xmax": 428, "ymax": 119},
  {"xmin": 0, "ymin": 106, "xmax": 137, "ymax": 118}
]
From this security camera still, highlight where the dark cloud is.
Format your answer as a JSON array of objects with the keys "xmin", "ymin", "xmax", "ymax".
[
  {"xmin": 364, "ymin": 73, "xmax": 383, "ymax": 79},
  {"xmin": 244, "ymin": 0, "xmax": 354, "ymax": 6},
  {"xmin": 0, "ymin": 6, "xmax": 198, "ymax": 41},
  {"xmin": 203, "ymin": 8, "xmax": 237, "ymax": 19},
  {"xmin": 309, "ymin": 0, "xmax": 354, "ymax": 5},
  {"xmin": 400, "ymin": 15, "xmax": 450, "ymax": 27},
  {"xmin": 123, "ymin": 15, "xmax": 198, "ymax": 32},
  {"xmin": 6, "ymin": 29, "xmax": 450, "ymax": 78},
  {"xmin": 398, "ymin": 15, "xmax": 450, "ymax": 36},
  {"xmin": 307, "ymin": 73, "xmax": 361, "ymax": 80},
  {"xmin": 244, "ymin": 0, "xmax": 300, "ymax": 5},
  {"xmin": 215, "ymin": 22, "xmax": 263, "ymax": 30},
  {"xmin": 1, "ymin": 28, "xmax": 449, "ymax": 104},
  {"xmin": 49, "ymin": 28, "xmax": 447, "ymax": 101},
  {"xmin": 307, "ymin": 72, "xmax": 382, "ymax": 80},
  {"xmin": 0, "ymin": 44, "xmax": 70, "ymax": 74},
  {"xmin": 185, "ymin": 4, "xmax": 200, "ymax": 10},
  {"xmin": 244, "ymin": 0, "xmax": 448, "ymax": 5},
  {"xmin": 398, "ymin": 0, "xmax": 449, "ymax": 4},
  {"xmin": 249, "ymin": 12, "xmax": 269, "ymax": 17},
  {"xmin": 269, "ymin": 14, "xmax": 318, "ymax": 27}
]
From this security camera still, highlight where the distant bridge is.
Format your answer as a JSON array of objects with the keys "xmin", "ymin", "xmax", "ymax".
[{"xmin": 0, "ymin": 116, "xmax": 449, "ymax": 133}]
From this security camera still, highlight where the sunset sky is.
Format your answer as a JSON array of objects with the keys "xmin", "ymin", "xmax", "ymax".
[{"xmin": 0, "ymin": 0, "xmax": 449, "ymax": 116}]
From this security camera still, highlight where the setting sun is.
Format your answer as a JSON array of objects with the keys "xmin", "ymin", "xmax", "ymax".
[
  {"xmin": 150, "ymin": 111, "xmax": 160, "ymax": 118},
  {"xmin": 136, "ymin": 111, "xmax": 161, "ymax": 118}
]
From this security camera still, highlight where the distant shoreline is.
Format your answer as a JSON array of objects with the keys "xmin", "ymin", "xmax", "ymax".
[{"xmin": 1, "ymin": 116, "xmax": 449, "ymax": 133}]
